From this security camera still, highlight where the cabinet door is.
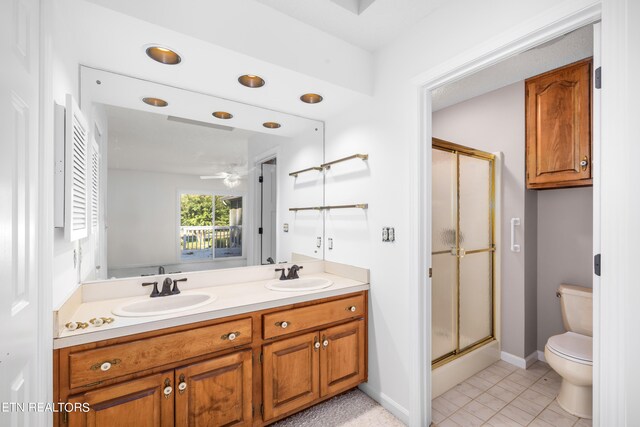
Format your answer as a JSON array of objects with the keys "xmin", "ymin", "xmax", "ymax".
[
  {"xmin": 67, "ymin": 372, "xmax": 173, "ymax": 427},
  {"xmin": 320, "ymin": 319, "xmax": 366, "ymax": 397},
  {"xmin": 175, "ymin": 350, "xmax": 252, "ymax": 427},
  {"xmin": 526, "ymin": 58, "xmax": 592, "ymax": 189},
  {"xmin": 262, "ymin": 332, "xmax": 319, "ymax": 420}
]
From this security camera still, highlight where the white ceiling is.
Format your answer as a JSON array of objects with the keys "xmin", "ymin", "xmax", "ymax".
[
  {"xmin": 432, "ymin": 25, "xmax": 594, "ymax": 111},
  {"xmin": 254, "ymin": 0, "xmax": 446, "ymax": 52},
  {"xmin": 59, "ymin": 0, "xmax": 372, "ymax": 125},
  {"xmin": 105, "ymin": 105, "xmax": 255, "ymax": 176}
]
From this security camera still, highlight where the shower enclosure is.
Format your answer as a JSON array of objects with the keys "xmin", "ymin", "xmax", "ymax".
[{"xmin": 432, "ymin": 138, "xmax": 496, "ymax": 367}]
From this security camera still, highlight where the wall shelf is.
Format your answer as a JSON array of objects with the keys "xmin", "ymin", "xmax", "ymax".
[
  {"xmin": 289, "ymin": 204, "xmax": 368, "ymax": 212},
  {"xmin": 289, "ymin": 153, "xmax": 368, "ymax": 177}
]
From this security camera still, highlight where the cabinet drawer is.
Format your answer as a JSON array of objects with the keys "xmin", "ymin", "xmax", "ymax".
[
  {"xmin": 263, "ymin": 294, "xmax": 365, "ymax": 339},
  {"xmin": 68, "ymin": 318, "xmax": 252, "ymax": 389}
]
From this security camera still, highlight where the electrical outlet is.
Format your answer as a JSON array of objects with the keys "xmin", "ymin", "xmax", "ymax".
[{"xmin": 382, "ymin": 227, "xmax": 395, "ymax": 242}]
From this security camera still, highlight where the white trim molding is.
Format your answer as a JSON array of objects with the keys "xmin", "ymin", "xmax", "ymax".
[
  {"xmin": 359, "ymin": 383, "xmax": 410, "ymax": 426},
  {"xmin": 537, "ymin": 350, "xmax": 547, "ymax": 364},
  {"xmin": 501, "ymin": 351, "xmax": 539, "ymax": 370},
  {"xmin": 410, "ymin": 1, "xmax": 602, "ymax": 425}
]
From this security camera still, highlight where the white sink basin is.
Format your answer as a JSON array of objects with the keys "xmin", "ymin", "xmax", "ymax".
[
  {"xmin": 266, "ymin": 277, "xmax": 333, "ymax": 292},
  {"xmin": 112, "ymin": 292, "xmax": 215, "ymax": 317}
]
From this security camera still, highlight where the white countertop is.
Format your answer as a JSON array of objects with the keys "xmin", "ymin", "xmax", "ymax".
[{"xmin": 54, "ymin": 270, "xmax": 369, "ymax": 349}]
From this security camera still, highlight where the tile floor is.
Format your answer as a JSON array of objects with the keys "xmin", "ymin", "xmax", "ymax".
[{"xmin": 432, "ymin": 360, "xmax": 592, "ymax": 427}]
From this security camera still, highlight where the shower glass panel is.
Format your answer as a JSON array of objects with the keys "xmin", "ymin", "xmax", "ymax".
[
  {"xmin": 432, "ymin": 139, "xmax": 495, "ymax": 367},
  {"xmin": 431, "ymin": 149, "xmax": 458, "ymax": 360}
]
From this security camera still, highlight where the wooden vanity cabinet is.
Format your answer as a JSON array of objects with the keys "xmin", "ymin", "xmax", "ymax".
[
  {"xmin": 175, "ymin": 350, "xmax": 253, "ymax": 427},
  {"xmin": 67, "ymin": 372, "xmax": 174, "ymax": 427},
  {"xmin": 54, "ymin": 291, "xmax": 368, "ymax": 427},
  {"xmin": 525, "ymin": 57, "xmax": 593, "ymax": 189}
]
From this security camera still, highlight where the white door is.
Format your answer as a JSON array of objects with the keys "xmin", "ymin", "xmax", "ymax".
[
  {"xmin": 261, "ymin": 162, "xmax": 277, "ymax": 264},
  {"xmin": 0, "ymin": 0, "xmax": 41, "ymax": 425}
]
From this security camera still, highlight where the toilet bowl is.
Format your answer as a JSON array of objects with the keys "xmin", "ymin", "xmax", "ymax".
[{"xmin": 544, "ymin": 284, "xmax": 593, "ymax": 419}]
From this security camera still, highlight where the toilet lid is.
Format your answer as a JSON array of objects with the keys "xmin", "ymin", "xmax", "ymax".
[{"xmin": 547, "ymin": 332, "xmax": 592, "ymax": 365}]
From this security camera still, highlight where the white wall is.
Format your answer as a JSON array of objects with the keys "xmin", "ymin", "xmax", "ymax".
[
  {"xmin": 537, "ymin": 187, "xmax": 593, "ymax": 350},
  {"xmin": 323, "ymin": 0, "xmax": 595, "ymax": 418},
  {"xmin": 106, "ymin": 169, "xmax": 247, "ymax": 277},
  {"xmin": 432, "ymin": 82, "xmax": 537, "ymax": 359},
  {"xmin": 248, "ymin": 127, "xmax": 325, "ymax": 265}
]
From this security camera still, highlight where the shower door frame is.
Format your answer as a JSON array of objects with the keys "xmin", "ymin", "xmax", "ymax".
[{"xmin": 431, "ymin": 138, "xmax": 496, "ymax": 368}]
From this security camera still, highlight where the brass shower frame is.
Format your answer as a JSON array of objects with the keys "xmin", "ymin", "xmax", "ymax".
[{"xmin": 431, "ymin": 138, "xmax": 496, "ymax": 369}]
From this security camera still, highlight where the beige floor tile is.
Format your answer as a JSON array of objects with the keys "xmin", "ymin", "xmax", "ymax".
[
  {"xmin": 454, "ymin": 381, "xmax": 483, "ymax": 399},
  {"xmin": 462, "ymin": 400, "xmax": 497, "ymax": 422},
  {"xmin": 485, "ymin": 364, "xmax": 512, "ymax": 379},
  {"xmin": 438, "ymin": 418, "xmax": 461, "ymax": 427},
  {"xmin": 537, "ymin": 407, "xmax": 578, "ymax": 427},
  {"xmin": 493, "ymin": 360, "xmax": 518, "ymax": 373},
  {"xmin": 449, "ymin": 408, "xmax": 485, "ymax": 427},
  {"xmin": 486, "ymin": 384, "xmax": 519, "ymax": 403},
  {"xmin": 499, "ymin": 403, "xmax": 536, "ymax": 425},
  {"xmin": 441, "ymin": 388, "xmax": 473, "ymax": 407},
  {"xmin": 496, "ymin": 378, "xmax": 527, "ymax": 395},
  {"xmin": 485, "ymin": 412, "xmax": 523, "ymax": 426},
  {"xmin": 476, "ymin": 369, "xmax": 504, "ymax": 385},
  {"xmin": 466, "ymin": 375, "xmax": 495, "ymax": 391},
  {"xmin": 510, "ymin": 395, "xmax": 547, "ymax": 417},
  {"xmin": 432, "ymin": 408, "xmax": 447, "ymax": 424},
  {"xmin": 529, "ymin": 418, "xmax": 555, "ymax": 427},
  {"xmin": 433, "ymin": 396, "xmax": 461, "ymax": 417},
  {"xmin": 475, "ymin": 392, "xmax": 509, "ymax": 411},
  {"xmin": 505, "ymin": 371, "xmax": 537, "ymax": 387},
  {"xmin": 575, "ymin": 418, "xmax": 593, "ymax": 426}
]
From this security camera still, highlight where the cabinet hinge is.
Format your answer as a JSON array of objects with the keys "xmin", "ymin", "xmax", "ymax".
[
  {"xmin": 595, "ymin": 66, "xmax": 602, "ymax": 89},
  {"xmin": 258, "ymin": 175, "xmax": 263, "ymax": 183},
  {"xmin": 258, "ymin": 227, "xmax": 263, "ymax": 235},
  {"xmin": 428, "ymin": 267, "xmax": 432, "ymax": 278},
  {"xmin": 62, "ymin": 407, "xmax": 68, "ymax": 424},
  {"xmin": 594, "ymin": 253, "xmax": 601, "ymax": 276}
]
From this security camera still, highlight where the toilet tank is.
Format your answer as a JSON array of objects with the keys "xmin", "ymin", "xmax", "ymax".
[{"xmin": 558, "ymin": 284, "xmax": 593, "ymax": 336}]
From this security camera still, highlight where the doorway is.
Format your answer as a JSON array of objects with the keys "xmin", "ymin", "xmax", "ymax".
[{"xmin": 259, "ymin": 157, "xmax": 277, "ymax": 264}]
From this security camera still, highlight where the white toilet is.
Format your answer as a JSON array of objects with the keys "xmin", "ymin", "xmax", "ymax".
[{"xmin": 544, "ymin": 284, "xmax": 593, "ymax": 419}]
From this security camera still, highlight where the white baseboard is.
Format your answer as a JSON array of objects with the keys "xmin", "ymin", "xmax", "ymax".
[
  {"xmin": 501, "ymin": 350, "xmax": 539, "ymax": 369},
  {"xmin": 537, "ymin": 350, "xmax": 547, "ymax": 363},
  {"xmin": 358, "ymin": 383, "xmax": 409, "ymax": 425}
]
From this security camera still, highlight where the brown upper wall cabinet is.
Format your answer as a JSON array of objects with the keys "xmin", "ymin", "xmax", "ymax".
[{"xmin": 525, "ymin": 57, "xmax": 593, "ymax": 189}]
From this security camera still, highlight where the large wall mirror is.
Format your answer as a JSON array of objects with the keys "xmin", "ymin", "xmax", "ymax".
[{"xmin": 80, "ymin": 67, "xmax": 325, "ymax": 280}]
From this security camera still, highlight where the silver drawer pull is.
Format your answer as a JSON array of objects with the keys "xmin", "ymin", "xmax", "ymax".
[
  {"xmin": 90, "ymin": 359, "xmax": 121, "ymax": 371},
  {"xmin": 347, "ymin": 306, "xmax": 357, "ymax": 312},
  {"xmin": 275, "ymin": 321, "xmax": 289, "ymax": 329},
  {"xmin": 221, "ymin": 331, "xmax": 241, "ymax": 341}
]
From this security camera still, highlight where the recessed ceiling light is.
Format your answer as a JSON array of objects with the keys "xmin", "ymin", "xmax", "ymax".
[
  {"xmin": 212, "ymin": 111, "xmax": 233, "ymax": 119},
  {"xmin": 142, "ymin": 97, "xmax": 168, "ymax": 107},
  {"xmin": 145, "ymin": 46, "xmax": 181, "ymax": 65},
  {"xmin": 300, "ymin": 93, "xmax": 323, "ymax": 104},
  {"xmin": 263, "ymin": 122, "xmax": 281, "ymax": 129},
  {"xmin": 238, "ymin": 74, "xmax": 265, "ymax": 88}
]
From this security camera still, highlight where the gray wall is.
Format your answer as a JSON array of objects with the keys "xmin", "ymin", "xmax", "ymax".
[
  {"xmin": 537, "ymin": 187, "xmax": 593, "ymax": 350},
  {"xmin": 433, "ymin": 81, "xmax": 537, "ymax": 359}
]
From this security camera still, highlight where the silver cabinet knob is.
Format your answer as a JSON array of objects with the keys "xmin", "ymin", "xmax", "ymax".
[
  {"xmin": 348, "ymin": 306, "xmax": 356, "ymax": 312},
  {"xmin": 100, "ymin": 362, "xmax": 111, "ymax": 371},
  {"xmin": 323, "ymin": 340, "xmax": 329, "ymax": 348},
  {"xmin": 178, "ymin": 382, "xmax": 187, "ymax": 392},
  {"xmin": 228, "ymin": 333, "xmax": 237, "ymax": 341},
  {"xmin": 280, "ymin": 321, "xmax": 288, "ymax": 329},
  {"xmin": 164, "ymin": 386, "xmax": 172, "ymax": 397},
  {"xmin": 314, "ymin": 341, "xmax": 321, "ymax": 349}
]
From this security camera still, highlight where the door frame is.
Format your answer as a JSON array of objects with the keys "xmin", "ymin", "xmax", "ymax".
[
  {"xmin": 409, "ymin": 2, "xmax": 603, "ymax": 425},
  {"xmin": 249, "ymin": 147, "xmax": 279, "ymax": 266}
]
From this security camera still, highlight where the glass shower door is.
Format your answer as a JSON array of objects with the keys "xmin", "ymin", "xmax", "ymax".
[{"xmin": 432, "ymin": 140, "xmax": 495, "ymax": 366}]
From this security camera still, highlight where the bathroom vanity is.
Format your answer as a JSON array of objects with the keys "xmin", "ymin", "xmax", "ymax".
[{"xmin": 53, "ymin": 262, "xmax": 369, "ymax": 426}]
